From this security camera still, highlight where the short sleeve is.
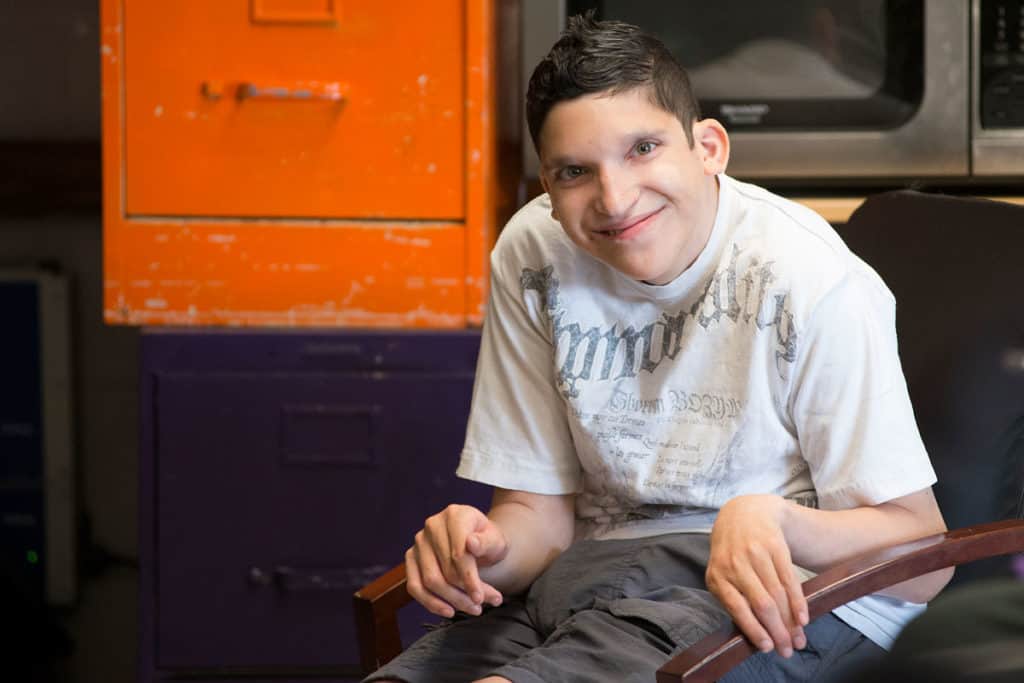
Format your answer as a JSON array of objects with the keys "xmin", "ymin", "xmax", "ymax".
[
  {"xmin": 788, "ymin": 269, "xmax": 937, "ymax": 510},
  {"xmin": 456, "ymin": 261, "xmax": 582, "ymax": 494}
]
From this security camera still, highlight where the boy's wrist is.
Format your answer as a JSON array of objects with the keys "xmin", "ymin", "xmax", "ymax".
[{"xmin": 775, "ymin": 495, "xmax": 805, "ymax": 543}]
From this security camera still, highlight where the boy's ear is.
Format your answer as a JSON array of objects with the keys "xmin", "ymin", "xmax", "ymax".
[
  {"xmin": 538, "ymin": 171, "xmax": 561, "ymax": 220},
  {"xmin": 693, "ymin": 119, "xmax": 730, "ymax": 176},
  {"xmin": 539, "ymin": 171, "xmax": 550, "ymax": 195}
]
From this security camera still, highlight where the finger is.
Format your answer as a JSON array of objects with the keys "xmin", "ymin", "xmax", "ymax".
[
  {"xmin": 712, "ymin": 582, "xmax": 774, "ymax": 655},
  {"xmin": 414, "ymin": 532, "xmax": 482, "ymax": 615},
  {"xmin": 463, "ymin": 543, "xmax": 503, "ymax": 607},
  {"xmin": 463, "ymin": 528, "xmax": 509, "ymax": 604},
  {"xmin": 480, "ymin": 581, "xmax": 504, "ymax": 607},
  {"xmin": 446, "ymin": 511, "xmax": 488, "ymax": 604},
  {"xmin": 463, "ymin": 566, "xmax": 503, "ymax": 607},
  {"xmin": 405, "ymin": 548, "xmax": 457, "ymax": 618},
  {"xmin": 423, "ymin": 517, "xmax": 461, "ymax": 589},
  {"xmin": 773, "ymin": 554, "xmax": 808, "ymax": 649},
  {"xmin": 453, "ymin": 553, "xmax": 484, "ymax": 605},
  {"xmin": 741, "ymin": 552, "xmax": 795, "ymax": 657},
  {"xmin": 467, "ymin": 526, "xmax": 509, "ymax": 565}
]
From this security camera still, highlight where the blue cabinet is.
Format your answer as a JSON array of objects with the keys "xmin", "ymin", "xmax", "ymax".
[{"xmin": 140, "ymin": 330, "xmax": 489, "ymax": 681}]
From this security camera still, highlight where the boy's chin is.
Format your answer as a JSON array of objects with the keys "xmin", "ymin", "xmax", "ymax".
[{"xmin": 611, "ymin": 263, "xmax": 670, "ymax": 285}]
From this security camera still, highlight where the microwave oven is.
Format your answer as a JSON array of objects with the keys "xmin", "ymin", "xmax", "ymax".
[{"xmin": 522, "ymin": 0, "xmax": 1024, "ymax": 186}]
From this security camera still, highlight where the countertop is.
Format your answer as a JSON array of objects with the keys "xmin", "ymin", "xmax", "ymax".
[{"xmin": 793, "ymin": 195, "xmax": 1024, "ymax": 223}]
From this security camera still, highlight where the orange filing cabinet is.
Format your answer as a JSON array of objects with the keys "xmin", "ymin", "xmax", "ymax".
[{"xmin": 100, "ymin": 0, "xmax": 497, "ymax": 327}]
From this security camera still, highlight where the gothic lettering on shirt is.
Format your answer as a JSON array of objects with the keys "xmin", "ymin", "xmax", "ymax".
[{"xmin": 520, "ymin": 245, "xmax": 799, "ymax": 399}]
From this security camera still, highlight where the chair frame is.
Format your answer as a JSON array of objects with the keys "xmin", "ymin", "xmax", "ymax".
[{"xmin": 353, "ymin": 519, "xmax": 1024, "ymax": 681}]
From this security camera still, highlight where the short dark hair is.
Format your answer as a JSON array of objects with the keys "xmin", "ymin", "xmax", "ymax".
[{"xmin": 526, "ymin": 12, "xmax": 702, "ymax": 153}]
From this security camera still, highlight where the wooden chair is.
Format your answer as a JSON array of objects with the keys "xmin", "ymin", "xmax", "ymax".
[
  {"xmin": 354, "ymin": 191, "xmax": 1024, "ymax": 681},
  {"xmin": 353, "ymin": 520, "xmax": 1024, "ymax": 681}
]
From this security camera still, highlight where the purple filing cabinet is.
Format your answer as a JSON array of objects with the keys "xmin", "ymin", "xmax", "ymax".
[{"xmin": 139, "ymin": 329, "xmax": 490, "ymax": 682}]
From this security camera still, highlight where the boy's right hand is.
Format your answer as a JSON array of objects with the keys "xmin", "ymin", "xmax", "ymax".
[{"xmin": 405, "ymin": 504, "xmax": 508, "ymax": 618}]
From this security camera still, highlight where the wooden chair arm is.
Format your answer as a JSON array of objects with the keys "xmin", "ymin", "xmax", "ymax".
[
  {"xmin": 656, "ymin": 519, "xmax": 1024, "ymax": 683},
  {"xmin": 353, "ymin": 563, "xmax": 411, "ymax": 674},
  {"xmin": 352, "ymin": 520, "xmax": 1024, "ymax": 680}
]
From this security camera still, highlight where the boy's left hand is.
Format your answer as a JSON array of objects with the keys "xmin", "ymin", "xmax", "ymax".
[{"xmin": 705, "ymin": 494, "xmax": 809, "ymax": 658}]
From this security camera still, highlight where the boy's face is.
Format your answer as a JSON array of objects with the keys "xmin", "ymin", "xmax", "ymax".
[{"xmin": 538, "ymin": 88, "xmax": 728, "ymax": 285}]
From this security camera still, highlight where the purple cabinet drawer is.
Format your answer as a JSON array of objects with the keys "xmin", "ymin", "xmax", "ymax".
[{"xmin": 140, "ymin": 331, "xmax": 489, "ymax": 677}]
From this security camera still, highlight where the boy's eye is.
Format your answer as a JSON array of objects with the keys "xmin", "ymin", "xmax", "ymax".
[
  {"xmin": 560, "ymin": 166, "xmax": 585, "ymax": 180},
  {"xmin": 635, "ymin": 141, "xmax": 657, "ymax": 155}
]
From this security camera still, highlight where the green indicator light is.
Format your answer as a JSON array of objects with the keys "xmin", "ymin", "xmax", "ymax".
[{"xmin": 26, "ymin": 550, "xmax": 39, "ymax": 565}]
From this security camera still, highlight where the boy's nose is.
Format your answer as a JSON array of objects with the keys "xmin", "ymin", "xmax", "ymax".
[{"xmin": 595, "ymin": 167, "xmax": 638, "ymax": 218}]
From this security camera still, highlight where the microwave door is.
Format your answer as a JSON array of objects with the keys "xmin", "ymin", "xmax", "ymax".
[{"xmin": 720, "ymin": 0, "xmax": 969, "ymax": 180}]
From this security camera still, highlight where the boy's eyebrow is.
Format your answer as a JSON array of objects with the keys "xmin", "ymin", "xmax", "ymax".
[{"xmin": 541, "ymin": 155, "xmax": 578, "ymax": 171}]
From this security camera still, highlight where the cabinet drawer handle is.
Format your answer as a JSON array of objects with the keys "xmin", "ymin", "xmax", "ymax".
[{"xmin": 201, "ymin": 80, "xmax": 346, "ymax": 103}]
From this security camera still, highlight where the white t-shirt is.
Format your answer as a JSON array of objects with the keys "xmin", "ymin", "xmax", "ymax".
[{"xmin": 457, "ymin": 173, "xmax": 937, "ymax": 649}]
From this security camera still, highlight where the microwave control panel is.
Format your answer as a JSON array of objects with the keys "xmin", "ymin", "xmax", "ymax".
[{"xmin": 980, "ymin": 0, "xmax": 1024, "ymax": 127}]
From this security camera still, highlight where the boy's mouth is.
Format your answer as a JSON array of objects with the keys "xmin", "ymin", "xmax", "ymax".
[{"xmin": 594, "ymin": 207, "xmax": 663, "ymax": 239}]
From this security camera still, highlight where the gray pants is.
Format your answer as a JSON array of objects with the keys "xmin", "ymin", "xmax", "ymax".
[{"xmin": 366, "ymin": 533, "xmax": 883, "ymax": 683}]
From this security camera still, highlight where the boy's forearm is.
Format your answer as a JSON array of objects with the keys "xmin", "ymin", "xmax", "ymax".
[
  {"xmin": 778, "ymin": 489, "xmax": 953, "ymax": 602},
  {"xmin": 479, "ymin": 493, "xmax": 575, "ymax": 596}
]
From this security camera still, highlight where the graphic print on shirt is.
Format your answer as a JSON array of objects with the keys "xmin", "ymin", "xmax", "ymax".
[
  {"xmin": 520, "ymin": 244, "xmax": 798, "ymax": 400},
  {"xmin": 519, "ymin": 244, "xmax": 804, "ymax": 531}
]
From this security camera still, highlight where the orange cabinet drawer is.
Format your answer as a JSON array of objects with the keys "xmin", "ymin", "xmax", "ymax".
[
  {"xmin": 105, "ymin": 219, "xmax": 471, "ymax": 327},
  {"xmin": 123, "ymin": 0, "xmax": 464, "ymax": 220},
  {"xmin": 102, "ymin": 0, "xmax": 496, "ymax": 327}
]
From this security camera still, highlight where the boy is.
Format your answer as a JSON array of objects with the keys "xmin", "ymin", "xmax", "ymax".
[{"xmin": 369, "ymin": 13, "xmax": 950, "ymax": 683}]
